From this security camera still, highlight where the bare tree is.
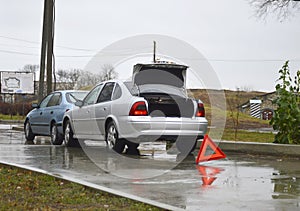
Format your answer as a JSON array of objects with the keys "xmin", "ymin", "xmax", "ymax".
[
  {"xmin": 22, "ymin": 64, "xmax": 39, "ymax": 73},
  {"xmin": 55, "ymin": 64, "xmax": 118, "ymax": 90},
  {"xmin": 227, "ymin": 88, "xmax": 241, "ymax": 141},
  {"xmin": 76, "ymin": 71, "xmax": 103, "ymax": 89},
  {"xmin": 101, "ymin": 64, "xmax": 118, "ymax": 81},
  {"xmin": 249, "ymin": 0, "xmax": 300, "ymax": 20},
  {"xmin": 56, "ymin": 68, "xmax": 82, "ymax": 90}
]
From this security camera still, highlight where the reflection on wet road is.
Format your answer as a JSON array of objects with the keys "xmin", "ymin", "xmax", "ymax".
[{"xmin": 0, "ymin": 125, "xmax": 299, "ymax": 210}]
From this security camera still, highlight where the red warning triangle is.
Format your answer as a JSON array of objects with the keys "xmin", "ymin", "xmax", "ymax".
[
  {"xmin": 196, "ymin": 135, "xmax": 226, "ymax": 164},
  {"xmin": 196, "ymin": 165, "xmax": 221, "ymax": 186}
]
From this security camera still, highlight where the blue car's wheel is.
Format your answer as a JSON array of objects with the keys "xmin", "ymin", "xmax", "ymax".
[
  {"xmin": 24, "ymin": 120, "xmax": 35, "ymax": 141},
  {"xmin": 51, "ymin": 123, "xmax": 63, "ymax": 145}
]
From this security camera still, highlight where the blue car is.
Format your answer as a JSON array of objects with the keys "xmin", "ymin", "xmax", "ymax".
[{"xmin": 24, "ymin": 90, "xmax": 88, "ymax": 145}]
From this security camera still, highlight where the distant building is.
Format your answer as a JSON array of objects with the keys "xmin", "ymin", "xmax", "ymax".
[{"xmin": 239, "ymin": 92, "xmax": 277, "ymax": 120}]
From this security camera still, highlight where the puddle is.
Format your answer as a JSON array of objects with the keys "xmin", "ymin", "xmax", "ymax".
[{"xmin": 0, "ymin": 129, "xmax": 299, "ymax": 210}]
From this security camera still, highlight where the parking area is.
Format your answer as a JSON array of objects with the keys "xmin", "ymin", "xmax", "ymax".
[{"xmin": 0, "ymin": 124, "xmax": 299, "ymax": 210}]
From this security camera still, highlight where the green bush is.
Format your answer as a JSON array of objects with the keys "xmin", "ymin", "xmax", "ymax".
[{"xmin": 270, "ymin": 61, "xmax": 300, "ymax": 144}]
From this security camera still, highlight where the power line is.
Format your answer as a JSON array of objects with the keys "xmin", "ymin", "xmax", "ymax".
[
  {"xmin": 0, "ymin": 49, "xmax": 39, "ymax": 56},
  {"xmin": 0, "ymin": 43, "xmax": 40, "ymax": 49},
  {"xmin": 170, "ymin": 57, "xmax": 300, "ymax": 62},
  {"xmin": 0, "ymin": 34, "xmax": 154, "ymax": 53},
  {"xmin": 0, "ymin": 35, "xmax": 40, "ymax": 44},
  {"xmin": 0, "ymin": 35, "xmax": 97, "ymax": 52},
  {"xmin": 1, "ymin": 47, "xmax": 300, "ymax": 62}
]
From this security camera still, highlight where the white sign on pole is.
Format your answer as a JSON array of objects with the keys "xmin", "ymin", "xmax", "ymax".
[{"xmin": 0, "ymin": 72, "xmax": 34, "ymax": 94}]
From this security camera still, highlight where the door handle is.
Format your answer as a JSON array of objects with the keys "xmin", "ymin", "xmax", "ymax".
[
  {"xmin": 103, "ymin": 107, "xmax": 107, "ymax": 111},
  {"xmin": 40, "ymin": 112, "xmax": 43, "ymax": 115},
  {"xmin": 50, "ymin": 111, "xmax": 53, "ymax": 114}
]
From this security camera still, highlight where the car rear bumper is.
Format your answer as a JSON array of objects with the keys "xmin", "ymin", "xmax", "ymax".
[{"xmin": 118, "ymin": 116, "xmax": 208, "ymax": 142}]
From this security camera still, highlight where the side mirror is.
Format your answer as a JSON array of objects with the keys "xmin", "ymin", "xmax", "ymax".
[
  {"xmin": 75, "ymin": 100, "xmax": 84, "ymax": 107},
  {"xmin": 32, "ymin": 103, "xmax": 39, "ymax": 109}
]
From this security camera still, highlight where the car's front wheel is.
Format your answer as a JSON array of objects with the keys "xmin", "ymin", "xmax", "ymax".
[
  {"xmin": 64, "ymin": 120, "xmax": 80, "ymax": 147},
  {"xmin": 106, "ymin": 121, "xmax": 125, "ymax": 153},
  {"xmin": 24, "ymin": 120, "xmax": 35, "ymax": 141},
  {"xmin": 50, "ymin": 123, "xmax": 63, "ymax": 145}
]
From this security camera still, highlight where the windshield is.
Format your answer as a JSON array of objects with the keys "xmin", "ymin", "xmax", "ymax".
[{"xmin": 66, "ymin": 92, "xmax": 88, "ymax": 104}]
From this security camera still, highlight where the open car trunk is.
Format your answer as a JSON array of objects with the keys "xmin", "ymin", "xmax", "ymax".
[
  {"xmin": 133, "ymin": 63, "xmax": 188, "ymax": 88},
  {"xmin": 140, "ymin": 93, "xmax": 195, "ymax": 118},
  {"xmin": 132, "ymin": 63, "xmax": 195, "ymax": 118}
]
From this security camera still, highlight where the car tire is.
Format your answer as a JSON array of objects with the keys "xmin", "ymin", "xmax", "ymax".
[
  {"xmin": 125, "ymin": 140, "xmax": 140, "ymax": 155},
  {"xmin": 106, "ymin": 121, "xmax": 125, "ymax": 153},
  {"xmin": 50, "ymin": 123, "xmax": 63, "ymax": 145},
  {"xmin": 176, "ymin": 137, "xmax": 197, "ymax": 154},
  {"xmin": 64, "ymin": 120, "xmax": 80, "ymax": 147},
  {"xmin": 24, "ymin": 120, "xmax": 35, "ymax": 141}
]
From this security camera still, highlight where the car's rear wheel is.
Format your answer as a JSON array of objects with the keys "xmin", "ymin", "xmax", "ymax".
[
  {"xmin": 106, "ymin": 121, "xmax": 125, "ymax": 153},
  {"xmin": 64, "ymin": 120, "xmax": 80, "ymax": 147},
  {"xmin": 125, "ymin": 140, "xmax": 140, "ymax": 155},
  {"xmin": 50, "ymin": 123, "xmax": 63, "ymax": 145},
  {"xmin": 24, "ymin": 120, "xmax": 35, "ymax": 141}
]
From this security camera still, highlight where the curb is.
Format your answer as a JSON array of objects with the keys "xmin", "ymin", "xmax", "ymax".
[
  {"xmin": 197, "ymin": 140, "xmax": 300, "ymax": 157},
  {"xmin": 0, "ymin": 161, "xmax": 183, "ymax": 211},
  {"xmin": 12, "ymin": 126, "xmax": 24, "ymax": 132},
  {"xmin": 219, "ymin": 140, "xmax": 300, "ymax": 157},
  {"xmin": 9, "ymin": 125, "xmax": 300, "ymax": 157},
  {"xmin": 0, "ymin": 120, "xmax": 24, "ymax": 124}
]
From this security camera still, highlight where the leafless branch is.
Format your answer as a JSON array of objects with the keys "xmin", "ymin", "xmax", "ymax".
[{"xmin": 249, "ymin": 0, "xmax": 300, "ymax": 20}]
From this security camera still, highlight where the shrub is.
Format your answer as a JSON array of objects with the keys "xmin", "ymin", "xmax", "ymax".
[
  {"xmin": 270, "ymin": 61, "xmax": 300, "ymax": 144},
  {"xmin": 0, "ymin": 102, "xmax": 32, "ymax": 116}
]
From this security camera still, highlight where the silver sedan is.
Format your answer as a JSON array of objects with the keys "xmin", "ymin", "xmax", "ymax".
[{"xmin": 62, "ymin": 80, "xmax": 208, "ymax": 154}]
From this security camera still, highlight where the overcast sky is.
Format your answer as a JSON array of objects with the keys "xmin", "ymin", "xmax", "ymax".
[{"xmin": 0, "ymin": 0, "xmax": 300, "ymax": 91}]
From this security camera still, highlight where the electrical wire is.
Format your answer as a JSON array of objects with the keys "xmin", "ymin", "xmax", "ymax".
[{"xmin": 0, "ymin": 35, "xmax": 97, "ymax": 52}]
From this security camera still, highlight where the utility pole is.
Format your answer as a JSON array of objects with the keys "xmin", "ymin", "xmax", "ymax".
[
  {"xmin": 38, "ymin": 0, "xmax": 54, "ymax": 102},
  {"xmin": 153, "ymin": 41, "xmax": 156, "ymax": 63},
  {"xmin": 46, "ymin": 0, "xmax": 54, "ymax": 96}
]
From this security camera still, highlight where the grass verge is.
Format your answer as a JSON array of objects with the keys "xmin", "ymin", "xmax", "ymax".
[
  {"xmin": 0, "ymin": 114, "xmax": 25, "ymax": 121},
  {"xmin": 0, "ymin": 163, "xmax": 164, "ymax": 211},
  {"xmin": 221, "ymin": 129, "xmax": 275, "ymax": 143}
]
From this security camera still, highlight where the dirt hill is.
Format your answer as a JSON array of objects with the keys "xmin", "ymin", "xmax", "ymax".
[{"xmin": 188, "ymin": 89, "xmax": 272, "ymax": 129}]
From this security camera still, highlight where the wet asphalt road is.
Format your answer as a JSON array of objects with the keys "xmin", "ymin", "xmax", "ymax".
[{"xmin": 0, "ymin": 124, "xmax": 300, "ymax": 210}]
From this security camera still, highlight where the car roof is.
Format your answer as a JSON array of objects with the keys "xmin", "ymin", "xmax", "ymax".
[
  {"xmin": 94, "ymin": 79, "xmax": 124, "ymax": 86},
  {"xmin": 51, "ymin": 90, "xmax": 89, "ymax": 94}
]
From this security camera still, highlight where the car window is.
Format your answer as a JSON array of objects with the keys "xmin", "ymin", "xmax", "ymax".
[
  {"xmin": 39, "ymin": 94, "xmax": 53, "ymax": 108},
  {"xmin": 47, "ymin": 93, "xmax": 61, "ymax": 107},
  {"xmin": 84, "ymin": 84, "xmax": 103, "ymax": 105},
  {"xmin": 97, "ymin": 82, "xmax": 115, "ymax": 103},
  {"xmin": 124, "ymin": 81, "xmax": 138, "ymax": 96},
  {"xmin": 66, "ymin": 92, "xmax": 88, "ymax": 104},
  {"xmin": 112, "ymin": 83, "xmax": 122, "ymax": 100}
]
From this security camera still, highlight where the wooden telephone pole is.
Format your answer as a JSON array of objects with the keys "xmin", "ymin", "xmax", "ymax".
[
  {"xmin": 38, "ymin": 0, "xmax": 54, "ymax": 102},
  {"xmin": 153, "ymin": 41, "xmax": 156, "ymax": 63}
]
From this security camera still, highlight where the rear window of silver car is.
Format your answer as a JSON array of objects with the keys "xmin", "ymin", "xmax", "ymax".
[
  {"xmin": 124, "ymin": 81, "xmax": 187, "ymax": 98},
  {"xmin": 66, "ymin": 92, "xmax": 88, "ymax": 104}
]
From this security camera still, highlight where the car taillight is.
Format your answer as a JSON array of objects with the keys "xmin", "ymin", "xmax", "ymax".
[
  {"xmin": 129, "ymin": 101, "xmax": 148, "ymax": 116},
  {"xmin": 196, "ymin": 103, "xmax": 205, "ymax": 117}
]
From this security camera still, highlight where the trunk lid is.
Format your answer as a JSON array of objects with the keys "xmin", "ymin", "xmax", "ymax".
[{"xmin": 133, "ymin": 63, "xmax": 188, "ymax": 88}]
